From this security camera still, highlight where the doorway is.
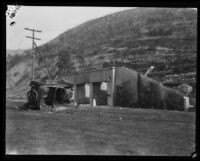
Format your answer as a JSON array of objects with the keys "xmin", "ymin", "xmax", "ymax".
[{"xmin": 93, "ymin": 82, "xmax": 108, "ymax": 106}]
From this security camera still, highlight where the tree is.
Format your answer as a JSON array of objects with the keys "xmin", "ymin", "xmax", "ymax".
[{"xmin": 56, "ymin": 50, "xmax": 74, "ymax": 75}]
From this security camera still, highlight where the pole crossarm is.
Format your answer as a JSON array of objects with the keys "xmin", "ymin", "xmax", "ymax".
[
  {"xmin": 26, "ymin": 36, "xmax": 41, "ymax": 40},
  {"xmin": 25, "ymin": 27, "xmax": 42, "ymax": 33}
]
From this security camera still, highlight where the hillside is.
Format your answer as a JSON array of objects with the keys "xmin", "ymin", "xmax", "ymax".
[
  {"xmin": 6, "ymin": 7, "xmax": 197, "ymax": 99},
  {"xmin": 6, "ymin": 49, "xmax": 25, "ymax": 56}
]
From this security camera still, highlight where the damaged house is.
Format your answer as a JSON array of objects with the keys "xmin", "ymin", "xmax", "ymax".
[{"xmin": 62, "ymin": 67, "xmax": 193, "ymax": 111}]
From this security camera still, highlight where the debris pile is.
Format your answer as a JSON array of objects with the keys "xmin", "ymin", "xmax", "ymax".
[{"xmin": 161, "ymin": 72, "xmax": 196, "ymax": 85}]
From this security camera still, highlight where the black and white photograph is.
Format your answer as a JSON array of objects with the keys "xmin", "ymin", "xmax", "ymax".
[{"xmin": 6, "ymin": 5, "xmax": 197, "ymax": 156}]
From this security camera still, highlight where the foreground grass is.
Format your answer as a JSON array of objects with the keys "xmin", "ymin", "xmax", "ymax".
[{"xmin": 6, "ymin": 100, "xmax": 195, "ymax": 155}]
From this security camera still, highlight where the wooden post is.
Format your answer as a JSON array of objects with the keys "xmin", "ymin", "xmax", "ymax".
[
  {"xmin": 24, "ymin": 27, "xmax": 42, "ymax": 81},
  {"xmin": 89, "ymin": 82, "xmax": 93, "ymax": 106},
  {"xmin": 73, "ymin": 84, "xmax": 77, "ymax": 103},
  {"xmin": 110, "ymin": 67, "xmax": 116, "ymax": 106}
]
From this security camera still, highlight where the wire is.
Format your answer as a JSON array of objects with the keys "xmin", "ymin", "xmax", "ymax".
[{"xmin": 33, "ymin": 41, "xmax": 55, "ymax": 80}]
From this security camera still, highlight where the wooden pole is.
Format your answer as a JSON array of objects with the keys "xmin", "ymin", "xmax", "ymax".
[{"xmin": 25, "ymin": 27, "xmax": 42, "ymax": 81}]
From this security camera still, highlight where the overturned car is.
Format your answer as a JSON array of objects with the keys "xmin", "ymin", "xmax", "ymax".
[{"xmin": 24, "ymin": 80, "xmax": 74, "ymax": 110}]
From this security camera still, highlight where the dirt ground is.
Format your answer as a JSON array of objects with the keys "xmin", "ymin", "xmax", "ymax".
[{"xmin": 6, "ymin": 100, "xmax": 195, "ymax": 155}]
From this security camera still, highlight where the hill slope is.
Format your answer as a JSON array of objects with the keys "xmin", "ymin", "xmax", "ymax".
[{"xmin": 6, "ymin": 7, "xmax": 197, "ymax": 98}]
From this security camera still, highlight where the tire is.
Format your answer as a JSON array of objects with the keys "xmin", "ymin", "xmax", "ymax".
[{"xmin": 27, "ymin": 89, "xmax": 38, "ymax": 103}]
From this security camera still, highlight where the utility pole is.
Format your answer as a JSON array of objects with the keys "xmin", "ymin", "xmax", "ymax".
[{"xmin": 25, "ymin": 28, "xmax": 42, "ymax": 80}]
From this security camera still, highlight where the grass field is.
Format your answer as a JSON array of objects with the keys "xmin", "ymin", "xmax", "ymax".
[{"xmin": 6, "ymin": 100, "xmax": 195, "ymax": 155}]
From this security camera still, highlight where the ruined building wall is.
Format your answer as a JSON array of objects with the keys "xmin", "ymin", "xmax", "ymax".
[
  {"xmin": 138, "ymin": 74, "xmax": 184, "ymax": 110},
  {"xmin": 114, "ymin": 67, "xmax": 184, "ymax": 110},
  {"xmin": 114, "ymin": 67, "xmax": 138, "ymax": 107}
]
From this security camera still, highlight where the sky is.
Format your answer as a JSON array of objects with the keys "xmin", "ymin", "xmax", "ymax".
[{"xmin": 6, "ymin": 6, "xmax": 134, "ymax": 50}]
